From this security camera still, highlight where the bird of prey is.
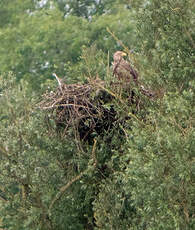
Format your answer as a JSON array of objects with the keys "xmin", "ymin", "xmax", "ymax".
[
  {"xmin": 112, "ymin": 51, "xmax": 138, "ymax": 83},
  {"xmin": 112, "ymin": 51, "xmax": 155, "ymax": 97}
]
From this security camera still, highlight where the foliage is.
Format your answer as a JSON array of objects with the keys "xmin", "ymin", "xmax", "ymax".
[
  {"xmin": 134, "ymin": 0, "xmax": 195, "ymax": 90},
  {"xmin": 0, "ymin": 0, "xmax": 136, "ymax": 90},
  {"xmin": 0, "ymin": 0, "xmax": 194, "ymax": 230},
  {"xmin": 54, "ymin": 0, "xmax": 129, "ymax": 18},
  {"xmin": 0, "ymin": 73, "xmax": 94, "ymax": 229}
]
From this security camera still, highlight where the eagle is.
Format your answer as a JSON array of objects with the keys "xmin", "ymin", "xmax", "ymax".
[
  {"xmin": 112, "ymin": 51, "xmax": 138, "ymax": 84},
  {"xmin": 112, "ymin": 51, "xmax": 155, "ymax": 97}
]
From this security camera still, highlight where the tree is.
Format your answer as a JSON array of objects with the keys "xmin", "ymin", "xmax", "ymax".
[
  {"xmin": 92, "ymin": 1, "xmax": 194, "ymax": 229},
  {"xmin": 0, "ymin": 0, "xmax": 194, "ymax": 229},
  {"xmin": 55, "ymin": 0, "xmax": 122, "ymax": 18},
  {"xmin": 0, "ymin": 0, "xmax": 136, "ymax": 90},
  {"xmin": 0, "ymin": 73, "xmax": 96, "ymax": 229}
]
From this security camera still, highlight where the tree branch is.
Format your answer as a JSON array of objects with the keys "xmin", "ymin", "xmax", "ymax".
[{"xmin": 49, "ymin": 139, "xmax": 97, "ymax": 216}]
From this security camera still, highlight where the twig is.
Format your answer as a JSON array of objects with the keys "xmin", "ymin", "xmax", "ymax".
[
  {"xmin": 184, "ymin": 27, "xmax": 195, "ymax": 49},
  {"xmin": 106, "ymin": 27, "xmax": 137, "ymax": 65},
  {"xmin": 41, "ymin": 103, "xmax": 91, "ymax": 110},
  {"xmin": 48, "ymin": 139, "xmax": 97, "ymax": 216},
  {"xmin": 53, "ymin": 73, "xmax": 63, "ymax": 92},
  {"xmin": 94, "ymin": 81, "xmax": 144, "ymax": 125}
]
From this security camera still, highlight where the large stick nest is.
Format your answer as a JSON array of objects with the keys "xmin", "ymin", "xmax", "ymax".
[
  {"xmin": 39, "ymin": 79, "xmax": 117, "ymax": 142},
  {"xmin": 39, "ymin": 75, "xmax": 156, "ymax": 143}
]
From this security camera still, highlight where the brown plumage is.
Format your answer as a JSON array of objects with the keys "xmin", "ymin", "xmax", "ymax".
[{"xmin": 112, "ymin": 51, "xmax": 138, "ymax": 83}]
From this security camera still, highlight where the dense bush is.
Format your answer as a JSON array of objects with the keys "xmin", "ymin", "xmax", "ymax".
[{"xmin": 0, "ymin": 0, "xmax": 194, "ymax": 229}]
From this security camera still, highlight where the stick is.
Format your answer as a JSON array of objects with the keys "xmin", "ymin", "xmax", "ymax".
[{"xmin": 52, "ymin": 73, "xmax": 63, "ymax": 92}]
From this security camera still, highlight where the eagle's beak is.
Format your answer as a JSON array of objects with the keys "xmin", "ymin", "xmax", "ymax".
[{"xmin": 121, "ymin": 52, "xmax": 127, "ymax": 56}]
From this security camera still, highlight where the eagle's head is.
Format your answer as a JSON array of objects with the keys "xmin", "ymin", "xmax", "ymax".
[{"xmin": 113, "ymin": 51, "xmax": 127, "ymax": 62}]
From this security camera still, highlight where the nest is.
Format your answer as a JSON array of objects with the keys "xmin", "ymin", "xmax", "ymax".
[
  {"xmin": 39, "ymin": 74, "xmax": 156, "ymax": 144},
  {"xmin": 39, "ymin": 79, "xmax": 117, "ymax": 143}
]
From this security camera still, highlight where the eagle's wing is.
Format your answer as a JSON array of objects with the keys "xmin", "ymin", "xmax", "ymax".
[
  {"xmin": 113, "ymin": 58, "xmax": 138, "ymax": 83},
  {"xmin": 119, "ymin": 59, "xmax": 138, "ymax": 82}
]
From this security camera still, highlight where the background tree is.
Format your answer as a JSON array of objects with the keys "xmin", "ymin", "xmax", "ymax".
[
  {"xmin": 0, "ymin": 0, "xmax": 136, "ymax": 90},
  {"xmin": 0, "ymin": 0, "xmax": 194, "ymax": 229}
]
